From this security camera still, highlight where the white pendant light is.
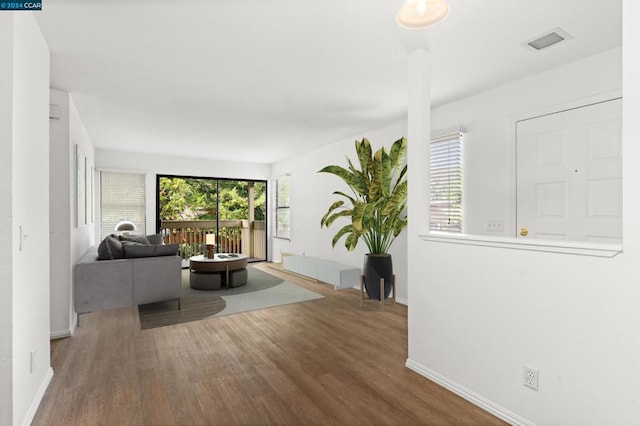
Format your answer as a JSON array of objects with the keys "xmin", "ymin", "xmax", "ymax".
[{"xmin": 397, "ymin": 0, "xmax": 449, "ymax": 29}]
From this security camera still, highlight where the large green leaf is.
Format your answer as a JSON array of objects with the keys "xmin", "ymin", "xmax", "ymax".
[
  {"xmin": 356, "ymin": 138, "xmax": 373, "ymax": 178},
  {"xmin": 369, "ymin": 148, "xmax": 385, "ymax": 200},
  {"xmin": 389, "ymin": 137, "xmax": 407, "ymax": 171},
  {"xmin": 345, "ymin": 231, "xmax": 360, "ymax": 251},
  {"xmin": 331, "ymin": 224, "xmax": 353, "ymax": 248},
  {"xmin": 346, "ymin": 157, "xmax": 368, "ymax": 196},
  {"xmin": 393, "ymin": 217, "xmax": 408, "ymax": 237},
  {"xmin": 318, "ymin": 165, "xmax": 356, "ymax": 188},
  {"xmin": 320, "ymin": 200, "xmax": 345, "ymax": 227},
  {"xmin": 383, "ymin": 181, "xmax": 408, "ymax": 216},
  {"xmin": 379, "ymin": 149, "xmax": 392, "ymax": 198},
  {"xmin": 323, "ymin": 209, "xmax": 353, "ymax": 228},
  {"xmin": 332, "ymin": 190, "xmax": 356, "ymax": 204},
  {"xmin": 352, "ymin": 201, "xmax": 367, "ymax": 231},
  {"xmin": 396, "ymin": 164, "xmax": 408, "ymax": 185}
]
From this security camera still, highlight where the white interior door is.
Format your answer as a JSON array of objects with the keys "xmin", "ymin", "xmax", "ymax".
[{"xmin": 516, "ymin": 98, "xmax": 622, "ymax": 243}]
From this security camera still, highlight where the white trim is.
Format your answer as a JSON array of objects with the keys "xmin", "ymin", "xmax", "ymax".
[
  {"xmin": 431, "ymin": 125, "xmax": 466, "ymax": 141},
  {"xmin": 70, "ymin": 312, "xmax": 77, "ymax": 336},
  {"xmin": 510, "ymin": 90, "xmax": 622, "ymax": 124},
  {"xmin": 21, "ymin": 367, "xmax": 53, "ymax": 426},
  {"xmin": 50, "ymin": 329, "xmax": 71, "ymax": 340},
  {"xmin": 419, "ymin": 232, "xmax": 622, "ymax": 258},
  {"xmin": 405, "ymin": 359, "xmax": 536, "ymax": 426},
  {"xmin": 95, "ymin": 166, "xmax": 148, "ymax": 175}
]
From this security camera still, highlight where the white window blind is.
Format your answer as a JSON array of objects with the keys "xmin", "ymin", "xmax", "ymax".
[
  {"xmin": 100, "ymin": 171, "xmax": 146, "ymax": 239},
  {"xmin": 430, "ymin": 130, "xmax": 463, "ymax": 233},
  {"xmin": 275, "ymin": 175, "xmax": 290, "ymax": 239}
]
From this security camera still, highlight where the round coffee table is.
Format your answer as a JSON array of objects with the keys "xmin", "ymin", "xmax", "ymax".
[{"xmin": 189, "ymin": 254, "xmax": 248, "ymax": 290}]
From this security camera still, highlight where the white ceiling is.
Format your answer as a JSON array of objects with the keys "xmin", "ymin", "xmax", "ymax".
[{"xmin": 35, "ymin": 0, "xmax": 621, "ymax": 164}]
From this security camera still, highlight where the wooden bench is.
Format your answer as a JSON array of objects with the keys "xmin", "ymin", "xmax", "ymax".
[{"xmin": 283, "ymin": 255, "xmax": 361, "ymax": 290}]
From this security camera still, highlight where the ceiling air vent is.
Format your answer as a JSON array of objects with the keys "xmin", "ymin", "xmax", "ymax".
[{"xmin": 524, "ymin": 27, "xmax": 573, "ymax": 52}]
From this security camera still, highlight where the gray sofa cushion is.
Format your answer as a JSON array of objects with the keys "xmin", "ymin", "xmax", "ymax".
[
  {"xmin": 119, "ymin": 234, "xmax": 164, "ymax": 245},
  {"xmin": 97, "ymin": 235, "xmax": 125, "ymax": 260},
  {"xmin": 120, "ymin": 234, "xmax": 151, "ymax": 245},
  {"xmin": 146, "ymin": 234, "xmax": 164, "ymax": 245},
  {"xmin": 123, "ymin": 243, "xmax": 179, "ymax": 258}
]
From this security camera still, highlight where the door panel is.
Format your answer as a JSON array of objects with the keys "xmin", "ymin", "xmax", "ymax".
[
  {"xmin": 535, "ymin": 182, "xmax": 568, "ymax": 219},
  {"xmin": 516, "ymin": 98, "xmax": 622, "ymax": 243}
]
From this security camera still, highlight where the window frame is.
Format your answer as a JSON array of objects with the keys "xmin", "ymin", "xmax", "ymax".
[
  {"xmin": 429, "ymin": 130, "xmax": 464, "ymax": 234},
  {"xmin": 275, "ymin": 174, "xmax": 291, "ymax": 240},
  {"xmin": 100, "ymin": 171, "xmax": 147, "ymax": 239}
]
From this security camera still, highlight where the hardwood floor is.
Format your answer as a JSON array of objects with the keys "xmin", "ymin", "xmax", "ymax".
[{"xmin": 33, "ymin": 263, "xmax": 506, "ymax": 426}]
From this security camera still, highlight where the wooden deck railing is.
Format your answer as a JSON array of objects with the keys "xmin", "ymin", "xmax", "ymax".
[{"xmin": 160, "ymin": 220, "xmax": 266, "ymax": 260}]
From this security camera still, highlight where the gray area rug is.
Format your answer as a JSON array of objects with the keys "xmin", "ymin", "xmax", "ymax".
[{"xmin": 138, "ymin": 265, "xmax": 323, "ymax": 329}]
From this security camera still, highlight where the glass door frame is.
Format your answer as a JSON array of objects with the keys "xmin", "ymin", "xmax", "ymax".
[{"xmin": 155, "ymin": 174, "xmax": 268, "ymax": 262}]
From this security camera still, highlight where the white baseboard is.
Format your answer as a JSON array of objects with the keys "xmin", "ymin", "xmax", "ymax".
[
  {"xmin": 21, "ymin": 366, "xmax": 53, "ymax": 426},
  {"xmin": 405, "ymin": 358, "xmax": 536, "ymax": 426},
  {"xmin": 71, "ymin": 311, "xmax": 77, "ymax": 335},
  {"xmin": 50, "ymin": 329, "xmax": 71, "ymax": 340},
  {"xmin": 51, "ymin": 312, "xmax": 77, "ymax": 340}
]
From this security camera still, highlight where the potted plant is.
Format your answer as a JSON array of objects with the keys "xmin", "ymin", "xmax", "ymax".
[{"xmin": 319, "ymin": 137, "xmax": 407, "ymax": 300}]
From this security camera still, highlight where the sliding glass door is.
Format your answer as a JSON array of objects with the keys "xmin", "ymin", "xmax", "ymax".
[{"xmin": 157, "ymin": 175, "xmax": 267, "ymax": 262}]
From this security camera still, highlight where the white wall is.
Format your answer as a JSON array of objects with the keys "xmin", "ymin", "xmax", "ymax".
[
  {"xmin": 69, "ymin": 96, "xmax": 96, "ymax": 275},
  {"xmin": 9, "ymin": 12, "xmax": 53, "ymax": 426},
  {"xmin": 95, "ymin": 150, "xmax": 270, "ymax": 236},
  {"xmin": 49, "ymin": 91, "xmax": 96, "ymax": 338},
  {"xmin": 434, "ymin": 47, "xmax": 621, "ymax": 237},
  {"xmin": 271, "ymin": 121, "xmax": 409, "ymax": 304},
  {"xmin": 0, "ymin": 13, "xmax": 15, "ymax": 426},
  {"xmin": 49, "ymin": 89, "xmax": 72, "ymax": 338},
  {"xmin": 406, "ymin": 19, "xmax": 638, "ymax": 426}
]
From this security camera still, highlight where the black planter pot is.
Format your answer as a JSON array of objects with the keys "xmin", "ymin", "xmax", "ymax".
[{"xmin": 363, "ymin": 253, "xmax": 393, "ymax": 301}]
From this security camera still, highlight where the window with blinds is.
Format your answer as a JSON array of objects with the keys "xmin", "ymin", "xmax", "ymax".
[
  {"xmin": 100, "ymin": 171, "xmax": 146, "ymax": 239},
  {"xmin": 275, "ymin": 175, "xmax": 290, "ymax": 239},
  {"xmin": 430, "ymin": 130, "xmax": 463, "ymax": 233}
]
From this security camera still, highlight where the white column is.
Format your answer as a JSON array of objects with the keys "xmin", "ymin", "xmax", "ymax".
[
  {"xmin": 406, "ymin": 48, "xmax": 432, "ymax": 237},
  {"xmin": 623, "ymin": 0, "xmax": 640, "ymax": 252},
  {"xmin": 406, "ymin": 47, "xmax": 432, "ymax": 358}
]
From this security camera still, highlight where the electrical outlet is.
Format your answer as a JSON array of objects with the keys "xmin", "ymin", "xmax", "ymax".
[
  {"xmin": 30, "ymin": 349, "xmax": 36, "ymax": 374},
  {"xmin": 523, "ymin": 366, "xmax": 539, "ymax": 390},
  {"xmin": 486, "ymin": 220, "xmax": 504, "ymax": 232}
]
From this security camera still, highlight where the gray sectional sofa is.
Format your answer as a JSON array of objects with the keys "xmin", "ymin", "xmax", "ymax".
[{"xmin": 74, "ymin": 236, "xmax": 182, "ymax": 323}]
